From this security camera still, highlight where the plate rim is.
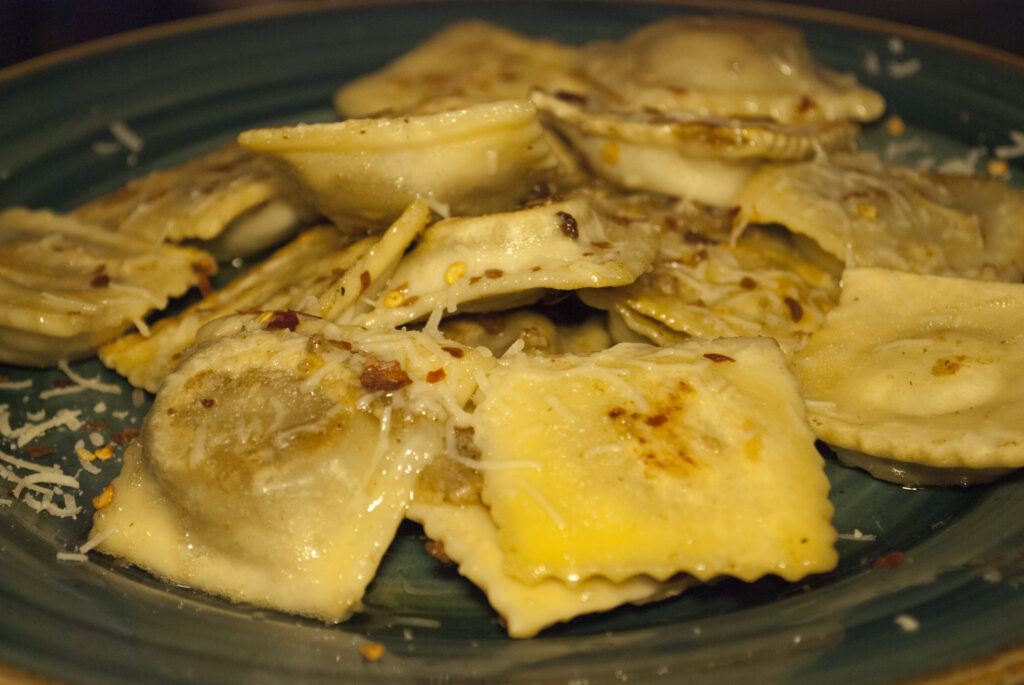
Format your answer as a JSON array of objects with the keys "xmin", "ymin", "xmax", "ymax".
[{"xmin": 2, "ymin": 0, "xmax": 1024, "ymax": 84}]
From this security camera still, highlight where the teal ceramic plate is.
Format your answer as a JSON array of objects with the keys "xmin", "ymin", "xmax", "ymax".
[{"xmin": 2, "ymin": 2, "xmax": 1023, "ymax": 683}]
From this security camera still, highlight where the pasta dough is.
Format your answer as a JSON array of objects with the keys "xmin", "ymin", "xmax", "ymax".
[
  {"xmin": 472, "ymin": 338, "xmax": 837, "ymax": 585},
  {"xmin": 74, "ymin": 143, "xmax": 315, "ymax": 254},
  {"xmin": 90, "ymin": 314, "xmax": 494, "ymax": 621},
  {"xmin": 239, "ymin": 100, "xmax": 579, "ymax": 225},
  {"xmin": 334, "ymin": 20, "xmax": 590, "ymax": 117},
  {"xmin": 408, "ymin": 501, "xmax": 695, "ymax": 638},
  {"xmin": 733, "ymin": 152, "xmax": 1024, "ymax": 281},
  {"xmin": 0, "ymin": 207, "xmax": 215, "ymax": 366},
  {"xmin": 794, "ymin": 267, "xmax": 1024, "ymax": 470}
]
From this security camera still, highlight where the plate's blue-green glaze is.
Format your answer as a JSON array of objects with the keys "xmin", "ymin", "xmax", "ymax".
[{"xmin": 2, "ymin": 3, "xmax": 1023, "ymax": 684}]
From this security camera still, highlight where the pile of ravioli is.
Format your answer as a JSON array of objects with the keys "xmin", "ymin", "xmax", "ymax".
[{"xmin": 3, "ymin": 17, "xmax": 1024, "ymax": 637}]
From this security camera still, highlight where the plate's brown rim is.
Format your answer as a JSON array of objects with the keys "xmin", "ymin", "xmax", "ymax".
[
  {"xmin": 1, "ymin": 1, "xmax": 1022, "ymax": 685},
  {"xmin": 1, "ymin": 0, "xmax": 1023, "ymax": 84}
]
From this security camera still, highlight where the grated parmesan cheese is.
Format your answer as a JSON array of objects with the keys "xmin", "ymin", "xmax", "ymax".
[
  {"xmin": 0, "ymin": 404, "xmax": 84, "ymax": 448},
  {"xmin": 56, "ymin": 360, "xmax": 123, "ymax": 396},
  {"xmin": 994, "ymin": 130, "xmax": 1024, "ymax": 160}
]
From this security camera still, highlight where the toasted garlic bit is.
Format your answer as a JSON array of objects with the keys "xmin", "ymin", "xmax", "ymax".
[
  {"xmin": 92, "ymin": 484, "xmax": 115, "ymax": 509},
  {"xmin": 445, "ymin": 261, "xmax": 467, "ymax": 285},
  {"xmin": 884, "ymin": 115, "xmax": 905, "ymax": 136}
]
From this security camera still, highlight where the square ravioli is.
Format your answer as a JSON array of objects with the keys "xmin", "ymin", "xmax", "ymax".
[
  {"xmin": 471, "ymin": 338, "xmax": 837, "ymax": 586},
  {"xmin": 793, "ymin": 267, "xmax": 1024, "ymax": 469}
]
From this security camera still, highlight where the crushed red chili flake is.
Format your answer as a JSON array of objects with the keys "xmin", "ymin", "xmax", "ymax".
[
  {"xmin": 784, "ymin": 297, "xmax": 804, "ymax": 323},
  {"xmin": 360, "ymin": 356, "xmax": 412, "ymax": 391},
  {"xmin": 26, "ymin": 446, "xmax": 56, "ymax": 459},
  {"xmin": 200, "ymin": 398, "xmax": 215, "ymax": 409},
  {"xmin": 90, "ymin": 274, "xmax": 111, "ymax": 288},
  {"xmin": 556, "ymin": 211, "xmax": 579, "ymax": 239},
  {"xmin": 426, "ymin": 368, "xmax": 446, "ymax": 383},
  {"xmin": 703, "ymin": 353, "xmax": 736, "ymax": 363},
  {"xmin": 645, "ymin": 414, "xmax": 669, "ymax": 427},
  {"xmin": 266, "ymin": 310, "xmax": 300, "ymax": 331},
  {"xmin": 739, "ymin": 277, "xmax": 757, "ymax": 290},
  {"xmin": 608, "ymin": 407, "xmax": 626, "ymax": 418},
  {"xmin": 484, "ymin": 269, "xmax": 504, "ymax": 279},
  {"xmin": 727, "ymin": 206, "xmax": 741, "ymax": 228},
  {"xmin": 83, "ymin": 422, "xmax": 107, "ymax": 430},
  {"xmin": 590, "ymin": 241, "xmax": 613, "ymax": 249},
  {"xmin": 191, "ymin": 261, "xmax": 215, "ymax": 297},
  {"xmin": 328, "ymin": 339, "xmax": 353, "ymax": 351},
  {"xmin": 52, "ymin": 379, "xmax": 76, "ymax": 388},
  {"xmin": 0, "ymin": 375, "xmax": 8, "ymax": 382},
  {"xmin": 111, "ymin": 428, "xmax": 141, "ymax": 445},
  {"xmin": 360, "ymin": 270, "xmax": 371, "ymax": 292},
  {"xmin": 442, "ymin": 346, "xmax": 465, "ymax": 358},
  {"xmin": 425, "ymin": 539, "xmax": 452, "ymax": 564},
  {"xmin": 683, "ymin": 230, "xmax": 718, "ymax": 246},
  {"xmin": 871, "ymin": 552, "xmax": 904, "ymax": 569}
]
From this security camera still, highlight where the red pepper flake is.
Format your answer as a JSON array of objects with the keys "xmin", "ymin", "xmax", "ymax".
[
  {"xmin": 645, "ymin": 414, "xmax": 668, "ymax": 427},
  {"xmin": 425, "ymin": 539, "xmax": 452, "ymax": 564},
  {"xmin": 441, "ymin": 346, "xmax": 465, "ymax": 358},
  {"xmin": 784, "ymin": 297, "xmax": 804, "ymax": 323},
  {"xmin": 26, "ymin": 446, "xmax": 55, "ymax": 459},
  {"xmin": 83, "ymin": 422, "xmax": 107, "ymax": 430},
  {"xmin": 727, "ymin": 206, "xmax": 741, "ymax": 229},
  {"xmin": 683, "ymin": 230, "xmax": 718, "ymax": 246},
  {"xmin": 52, "ymin": 379, "xmax": 76, "ymax": 388},
  {"xmin": 191, "ymin": 261, "xmax": 214, "ymax": 297},
  {"xmin": 608, "ymin": 407, "xmax": 626, "ymax": 418},
  {"xmin": 0, "ymin": 375, "xmax": 9, "ymax": 383},
  {"xmin": 90, "ymin": 274, "xmax": 111, "ymax": 288},
  {"xmin": 328, "ymin": 339, "xmax": 353, "ymax": 351},
  {"xmin": 426, "ymin": 368, "xmax": 446, "ymax": 383},
  {"xmin": 360, "ymin": 356, "xmax": 412, "ymax": 391},
  {"xmin": 556, "ymin": 211, "xmax": 579, "ymax": 240},
  {"xmin": 469, "ymin": 276, "xmax": 482, "ymax": 285},
  {"xmin": 359, "ymin": 270, "xmax": 372, "ymax": 292},
  {"xmin": 797, "ymin": 95, "xmax": 817, "ymax": 113},
  {"xmin": 871, "ymin": 552, "xmax": 904, "ymax": 569},
  {"xmin": 111, "ymin": 428, "xmax": 141, "ymax": 446},
  {"xmin": 200, "ymin": 398, "xmax": 215, "ymax": 409},
  {"xmin": 739, "ymin": 277, "xmax": 757, "ymax": 290},
  {"xmin": 590, "ymin": 241, "xmax": 613, "ymax": 249},
  {"xmin": 484, "ymin": 269, "xmax": 504, "ymax": 279},
  {"xmin": 359, "ymin": 642, "xmax": 386, "ymax": 662},
  {"xmin": 703, "ymin": 353, "xmax": 736, "ymax": 363},
  {"xmin": 266, "ymin": 310, "xmax": 300, "ymax": 332}
]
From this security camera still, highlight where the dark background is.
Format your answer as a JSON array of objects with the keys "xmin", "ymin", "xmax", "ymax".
[{"xmin": 0, "ymin": 0, "xmax": 1021, "ymax": 70}]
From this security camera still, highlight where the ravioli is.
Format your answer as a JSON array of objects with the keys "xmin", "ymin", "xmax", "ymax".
[
  {"xmin": 101, "ymin": 201, "xmax": 431, "ymax": 392},
  {"xmin": 472, "ymin": 338, "xmax": 837, "ymax": 585},
  {"xmin": 581, "ymin": 16, "xmax": 884, "ymax": 124},
  {"xmin": 333, "ymin": 20, "xmax": 590, "ymax": 117},
  {"xmin": 582, "ymin": 222, "xmax": 840, "ymax": 356},
  {"xmin": 239, "ymin": 100, "xmax": 579, "ymax": 225},
  {"xmin": 407, "ymin": 501, "xmax": 696, "ymax": 638},
  {"xmin": 73, "ymin": 143, "xmax": 316, "ymax": 254},
  {"xmin": 0, "ymin": 207, "xmax": 215, "ymax": 366},
  {"xmin": 90, "ymin": 314, "xmax": 494, "ymax": 621},
  {"xmin": 439, "ymin": 308, "xmax": 612, "ymax": 357},
  {"xmin": 353, "ymin": 193, "xmax": 658, "ymax": 328},
  {"xmin": 793, "ymin": 268, "xmax": 1024, "ymax": 471},
  {"xmin": 532, "ymin": 88, "xmax": 858, "ymax": 206},
  {"xmin": 733, "ymin": 152, "xmax": 1024, "ymax": 281}
]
